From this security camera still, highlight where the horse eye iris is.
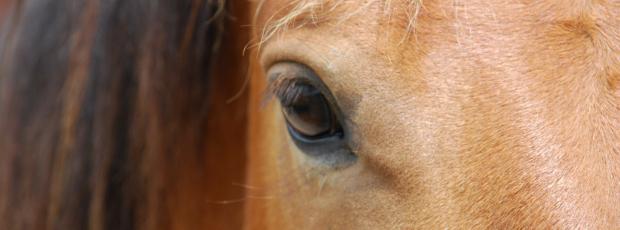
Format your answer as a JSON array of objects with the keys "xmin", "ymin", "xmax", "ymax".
[{"xmin": 282, "ymin": 84, "xmax": 336, "ymax": 138}]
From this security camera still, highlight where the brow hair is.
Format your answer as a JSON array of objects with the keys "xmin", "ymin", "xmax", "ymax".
[
  {"xmin": 0, "ymin": 0, "xmax": 238, "ymax": 229},
  {"xmin": 256, "ymin": 0, "xmax": 423, "ymax": 47}
]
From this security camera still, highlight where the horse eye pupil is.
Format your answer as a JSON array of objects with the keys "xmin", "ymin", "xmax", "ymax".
[{"xmin": 282, "ymin": 85, "xmax": 334, "ymax": 138}]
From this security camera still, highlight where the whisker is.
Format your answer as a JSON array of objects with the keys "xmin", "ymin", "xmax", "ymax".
[
  {"xmin": 205, "ymin": 195, "xmax": 276, "ymax": 205},
  {"xmin": 231, "ymin": 182, "xmax": 265, "ymax": 190}
]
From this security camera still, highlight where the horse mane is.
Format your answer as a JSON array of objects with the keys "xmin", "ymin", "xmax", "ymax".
[{"xmin": 0, "ymin": 0, "xmax": 249, "ymax": 229}]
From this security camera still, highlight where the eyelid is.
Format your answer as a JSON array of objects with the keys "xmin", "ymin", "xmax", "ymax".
[
  {"xmin": 259, "ymin": 38, "xmax": 319, "ymax": 71},
  {"xmin": 267, "ymin": 77, "xmax": 310, "ymax": 107},
  {"xmin": 267, "ymin": 62, "xmax": 327, "ymax": 87},
  {"xmin": 259, "ymin": 39, "xmax": 343, "ymax": 87},
  {"xmin": 265, "ymin": 62, "xmax": 325, "ymax": 104}
]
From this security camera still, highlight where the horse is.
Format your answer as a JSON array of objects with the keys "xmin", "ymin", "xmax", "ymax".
[{"xmin": 1, "ymin": 0, "xmax": 619, "ymax": 229}]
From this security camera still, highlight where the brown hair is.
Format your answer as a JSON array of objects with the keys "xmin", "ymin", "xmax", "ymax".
[{"xmin": 0, "ymin": 0, "xmax": 249, "ymax": 229}]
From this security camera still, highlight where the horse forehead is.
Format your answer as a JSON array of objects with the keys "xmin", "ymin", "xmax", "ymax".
[
  {"xmin": 257, "ymin": 1, "xmax": 619, "ymax": 56},
  {"xmin": 256, "ymin": 0, "xmax": 596, "ymax": 25}
]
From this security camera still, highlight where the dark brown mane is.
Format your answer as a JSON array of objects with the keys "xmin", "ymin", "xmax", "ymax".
[{"xmin": 0, "ymin": 0, "xmax": 249, "ymax": 229}]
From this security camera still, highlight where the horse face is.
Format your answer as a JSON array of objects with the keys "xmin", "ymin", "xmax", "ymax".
[{"xmin": 249, "ymin": 0, "xmax": 620, "ymax": 228}]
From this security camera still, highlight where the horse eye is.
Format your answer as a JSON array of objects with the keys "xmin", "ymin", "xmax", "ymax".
[
  {"xmin": 267, "ymin": 62, "xmax": 355, "ymax": 167},
  {"xmin": 281, "ymin": 83, "xmax": 340, "ymax": 139}
]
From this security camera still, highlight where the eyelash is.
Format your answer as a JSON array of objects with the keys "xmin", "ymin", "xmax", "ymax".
[{"xmin": 266, "ymin": 75, "xmax": 310, "ymax": 106}]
